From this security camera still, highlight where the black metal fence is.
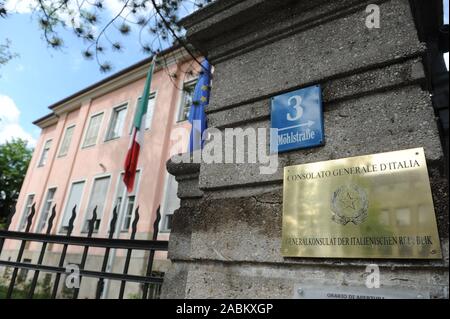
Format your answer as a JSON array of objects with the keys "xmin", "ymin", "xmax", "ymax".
[{"xmin": 0, "ymin": 203, "xmax": 168, "ymax": 299}]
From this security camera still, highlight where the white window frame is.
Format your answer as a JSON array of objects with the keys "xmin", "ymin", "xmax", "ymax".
[
  {"xmin": 36, "ymin": 187, "xmax": 57, "ymax": 232},
  {"xmin": 81, "ymin": 111, "xmax": 104, "ymax": 149},
  {"xmin": 18, "ymin": 193, "xmax": 35, "ymax": 231},
  {"xmin": 176, "ymin": 78, "xmax": 198, "ymax": 123},
  {"xmin": 130, "ymin": 92, "xmax": 157, "ymax": 134},
  {"xmin": 121, "ymin": 170, "xmax": 142, "ymax": 232},
  {"xmin": 105, "ymin": 102, "xmax": 129, "ymax": 142},
  {"xmin": 37, "ymin": 139, "xmax": 53, "ymax": 167},
  {"xmin": 159, "ymin": 172, "xmax": 180, "ymax": 233},
  {"xmin": 81, "ymin": 173, "xmax": 112, "ymax": 233},
  {"xmin": 58, "ymin": 179, "xmax": 86, "ymax": 234},
  {"xmin": 109, "ymin": 169, "xmax": 142, "ymax": 233},
  {"xmin": 58, "ymin": 125, "xmax": 76, "ymax": 157}
]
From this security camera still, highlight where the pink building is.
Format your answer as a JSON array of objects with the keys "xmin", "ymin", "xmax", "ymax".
[{"xmin": 3, "ymin": 47, "xmax": 199, "ymax": 298}]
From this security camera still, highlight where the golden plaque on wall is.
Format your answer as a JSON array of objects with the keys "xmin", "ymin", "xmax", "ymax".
[{"xmin": 281, "ymin": 148, "xmax": 442, "ymax": 259}]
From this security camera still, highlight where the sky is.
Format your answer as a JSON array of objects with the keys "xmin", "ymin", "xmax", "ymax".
[
  {"xmin": 0, "ymin": 0, "xmax": 449, "ymax": 148},
  {"xmin": 445, "ymin": 0, "xmax": 450, "ymax": 72},
  {"xmin": 0, "ymin": 0, "xmax": 183, "ymax": 147}
]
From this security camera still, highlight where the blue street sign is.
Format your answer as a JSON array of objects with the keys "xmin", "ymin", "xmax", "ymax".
[{"xmin": 271, "ymin": 85, "xmax": 324, "ymax": 153}]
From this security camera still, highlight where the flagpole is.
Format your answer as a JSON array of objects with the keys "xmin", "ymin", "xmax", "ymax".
[
  {"xmin": 103, "ymin": 111, "xmax": 142, "ymax": 298},
  {"xmin": 102, "ymin": 54, "xmax": 157, "ymax": 298}
]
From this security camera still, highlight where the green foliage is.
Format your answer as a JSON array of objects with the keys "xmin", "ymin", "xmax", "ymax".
[
  {"xmin": 0, "ymin": 39, "xmax": 17, "ymax": 67},
  {"xmin": 0, "ymin": 139, "xmax": 33, "ymax": 223},
  {"xmin": 1, "ymin": 0, "xmax": 213, "ymax": 72},
  {"xmin": 0, "ymin": 1, "xmax": 6, "ymax": 18},
  {"xmin": 1, "ymin": 2, "xmax": 18, "ymax": 69},
  {"xmin": 0, "ymin": 279, "xmax": 52, "ymax": 299}
]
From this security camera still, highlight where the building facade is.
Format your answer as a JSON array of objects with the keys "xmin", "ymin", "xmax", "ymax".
[{"xmin": 2, "ymin": 47, "xmax": 199, "ymax": 298}]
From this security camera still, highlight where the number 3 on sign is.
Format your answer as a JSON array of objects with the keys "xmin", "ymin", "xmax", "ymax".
[{"xmin": 287, "ymin": 95, "xmax": 303, "ymax": 121}]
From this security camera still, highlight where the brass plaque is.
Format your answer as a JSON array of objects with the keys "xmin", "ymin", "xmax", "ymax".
[{"xmin": 281, "ymin": 148, "xmax": 442, "ymax": 259}]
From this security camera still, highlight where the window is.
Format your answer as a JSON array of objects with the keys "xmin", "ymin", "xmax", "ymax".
[
  {"xmin": 112, "ymin": 171, "xmax": 141, "ymax": 232},
  {"xmin": 38, "ymin": 140, "xmax": 52, "ymax": 167},
  {"xmin": 178, "ymin": 80, "xmax": 197, "ymax": 122},
  {"xmin": 3, "ymin": 257, "xmax": 12, "ymax": 278},
  {"xmin": 160, "ymin": 173, "xmax": 180, "ymax": 232},
  {"xmin": 132, "ymin": 94, "xmax": 156, "ymax": 133},
  {"xmin": 19, "ymin": 194, "xmax": 35, "ymax": 230},
  {"xmin": 123, "ymin": 196, "xmax": 136, "ymax": 231},
  {"xmin": 145, "ymin": 95, "xmax": 156, "ymax": 130},
  {"xmin": 42, "ymin": 273, "xmax": 52, "ymax": 291},
  {"xmin": 106, "ymin": 104, "xmax": 127, "ymax": 141},
  {"xmin": 60, "ymin": 181, "xmax": 85, "ymax": 232},
  {"xmin": 82, "ymin": 113, "xmax": 103, "ymax": 148},
  {"xmin": 58, "ymin": 125, "xmax": 75, "ymax": 157},
  {"xmin": 17, "ymin": 258, "xmax": 32, "ymax": 283},
  {"xmin": 83, "ymin": 176, "xmax": 110, "ymax": 232},
  {"xmin": 147, "ymin": 271, "xmax": 164, "ymax": 299},
  {"xmin": 36, "ymin": 188, "xmax": 57, "ymax": 232}
]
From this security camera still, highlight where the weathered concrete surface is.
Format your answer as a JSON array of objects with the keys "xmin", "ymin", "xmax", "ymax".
[
  {"xmin": 201, "ymin": 86, "xmax": 443, "ymax": 190},
  {"xmin": 161, "ymin": 0, "xmax": 449, "ymax": 299},
  {"xmin": 206, "ymin": 0, "xmax": 425, "ymax": 111},
  {"xmin": 182, "ymin": 262, "xmax": 448, "ymax": 299},
  {"xmin": 208, "ymin": 59, "xmax": 427, "ymax": 129}
]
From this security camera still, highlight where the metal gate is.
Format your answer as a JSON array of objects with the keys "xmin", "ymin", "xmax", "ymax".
[{"xmin": 0, "ymin": 204, "xmax": 168, "ymax": 299}]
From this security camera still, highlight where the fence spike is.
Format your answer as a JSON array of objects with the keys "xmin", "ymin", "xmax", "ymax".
[
  {"xmin": 74, "ymin": 207, "xmax": 97, "ymax": 299},
  {"xmin": 25, "ymin": 203, "xmax": 36, "ymax": 232},
  {"xmin": 131, "ymin": 206, "xmax": 140, "ymax": 239},
  {"xmin": 46, "ymin": 205, "xmax": 57, "ymax": 234},
  {"xmin": 88, "ymin": 206, "xmax": 98, "ymax": 237},
  {"xmin": 51, "ymin": 205, "xmax": 76, "ymax": 298},
  {"xmin": 97, "ymin": 206, "xmax": 118, "ymax": 299},
  {"xmin": 142, "ymin": 206, "xmax": 162, "ymax": 299},
  {"xmin": 109, "ymin": 205, "xmax": 118, "ymax": 237},
  {"xmin": 152, "ymin": 206, "xmax": 161, "ymax": 241},
  {"xmin": 118, "ymin": 206, "xmax": 140, "ymax": 299},
  {"xmin": 67, "ymin": 205, "xmax": 77, "ymax": 236},
  {"xmin": 28, "ymin": 204, "xmax": 56, "ymax": 298}
]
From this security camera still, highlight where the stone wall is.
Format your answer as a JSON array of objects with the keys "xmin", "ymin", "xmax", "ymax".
[{"xmin": 161, "ymin": 0, "xmax": 449, "ymax": 299}]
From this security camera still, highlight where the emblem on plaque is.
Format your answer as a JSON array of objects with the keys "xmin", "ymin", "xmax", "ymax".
[{"xmin": 331, "ymin": 184, "xmax": 368, "ymax": 225}]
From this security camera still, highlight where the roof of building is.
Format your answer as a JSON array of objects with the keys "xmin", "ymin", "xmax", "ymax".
[{"xmin": 33, "ymin": 44, "xmax": 185, "ymax": 127}]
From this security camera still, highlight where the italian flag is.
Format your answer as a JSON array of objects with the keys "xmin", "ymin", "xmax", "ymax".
[{"xmin": 123, "ymin": 56, "xmax": 156, "ymax": 193}]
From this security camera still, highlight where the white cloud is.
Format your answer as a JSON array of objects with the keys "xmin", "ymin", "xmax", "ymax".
[
  {"xmin": 5, "ymin": 0, "xmax": 95, "ymax": 30},
  {"xmin": 0, "ymin": 95, "xmax": 37, "ymax": 147},
  {"xmin": 4, "ymin": 0, "xmax": 155, "ymax": 37},
  {"xmin": 6, "ymin": 0, "xmax": 136, "ymax": 19},
  {"xmin": 103, "ymin": 0, "xmax": 155, "ymax": 19},
  {"xmin": 4, "ymin": 0, "xmax": 35, "ymax": 14},
  {"xmin": 104, "ymin": 0, "xmax": 129, "ymax": 16}
]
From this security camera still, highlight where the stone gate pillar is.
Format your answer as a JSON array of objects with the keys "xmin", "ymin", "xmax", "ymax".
[{"xmin": 161, "ymin": 0, "xmax": 448, "ymax": 298}]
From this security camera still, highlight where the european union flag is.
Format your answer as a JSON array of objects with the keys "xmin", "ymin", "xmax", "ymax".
[{"xmin": 188, "ymin": 59, "xmax": 212, "ymax": 152}]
